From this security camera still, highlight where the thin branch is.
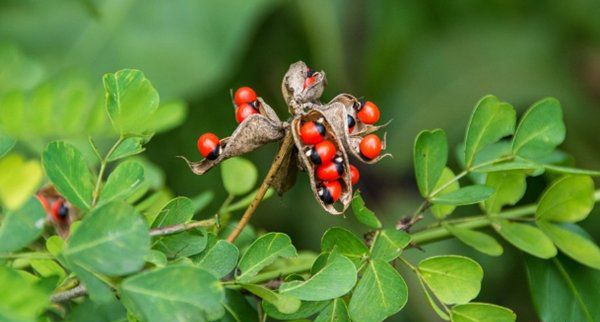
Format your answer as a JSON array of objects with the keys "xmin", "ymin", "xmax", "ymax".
[
  {"xmin": 51, "ymin": 284, "xmax": 86, "ymax": 303},
  {"xmin": 226, "ymin": 131, "xmax": 294, "ymax": 243},
  {"xmin": 91, "ymin": 136, "xmax": 124, "ymax": 207}
]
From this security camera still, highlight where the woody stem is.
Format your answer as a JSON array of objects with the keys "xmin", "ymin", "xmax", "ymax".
[{"xmin": 226, "ymin": 130, "xmax": 295, "ymax": 243}]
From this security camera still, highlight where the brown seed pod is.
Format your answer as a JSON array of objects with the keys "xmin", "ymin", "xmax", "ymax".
[
  {"xmin": 281, "ymin": 61, "xmax": 327, "ymax": 112},
  {"xmin": 326, "ymin": 94, "xmax": 391, "ymax": 136},
  {"xmin": 270, "ymin": 141, "xmax": 298, "ymax": 195},
  {"xmin": 182, "ymin": 113, "xmax": 285, "ymax": 175},
  {"xmin": 291, "ymin": 110, "xmax": 352, "ymax": 215}
]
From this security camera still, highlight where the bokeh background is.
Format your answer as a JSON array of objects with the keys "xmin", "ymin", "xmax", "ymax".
[{"xmin": 2, "ymin": 0, "xmax": 600, "ymax": 320}]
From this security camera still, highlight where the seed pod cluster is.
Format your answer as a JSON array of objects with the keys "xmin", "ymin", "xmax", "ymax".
[{"xmin": 184, "ymin": 61, "xmax": 391, "ymax": 215}]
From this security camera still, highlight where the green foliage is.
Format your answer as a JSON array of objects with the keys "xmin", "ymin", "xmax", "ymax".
[
  {"xmin": 414, "ymin": 129, "xmax": 448, "ymax": 197},
  {"xmin": 526, "ymin": 256, "xmax": 600, "ymax": 321},
  {"xmin": 0, "ymin": 197, "xmax": 45, "ymax": 253},
  {"xmin": 42, "ymin": 141, "xmax": 94, "ymax": 210},
  {"xmin": 494, "ymin": 220, "xmax": 557, "ymax": 259},
  {"xmin": 370, "ymin": 229, "xmax": 411, "ymax": 262},
  {"xmin": 2, "ymin": 61, "xmax": 600, "ymax": 322},
  {"xmin": 120, "ymin": 265, "xmax": 224, "ymax": 322},
  {"xmin": 450, "ymin": 303, "xmax": 516, "ymax": 322},
  {"xmin": 418, "ymin": 255, "xmax": 483, "ymax": 305},
  {"xmin": 236, "ymin": 233, "xmax": 297, "ymax": 282},
  {"xmin": 103, "ymin": 69, "xmax": 159, "ymax": 136},
  {"xmin": 350, "ymin": 190, "xmax": 382, "ymax": 228},
  {"xmin": 512, "ymin": 98, "xmax": 565, "ymax": 159},
  {"xmin": 63, "ymin": 202, "xmax": 150, "ymax": 276},
  {"xmin": 463, "ymin": 95, "xmax": 515, "ymax": 168},
  {"xmin": 348, "ymin": 260, "xmax": 408, "ymax": 322},
  {"xmin": 221, "ymin": 157, "xmax": 258, "ymax": 196}
]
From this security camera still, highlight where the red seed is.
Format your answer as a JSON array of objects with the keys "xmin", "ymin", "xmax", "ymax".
[
  {"xmin": 357, "ymin": 101, "xmax": 380, "ymax": 124},
  {"xmin": 234, "ymin": 87, "xmax": 257, "ymax": 106},
  {"xmin": 359, "ymin": 134, "xmax": 382, "ymax": 160},
  {"xmin": 236, "ymin": 103, "xmax": 259, "ymax": 123}
]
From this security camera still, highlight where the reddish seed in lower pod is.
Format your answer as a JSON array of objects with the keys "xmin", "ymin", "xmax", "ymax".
[
  {"xmin": 306, "ymin": 140, "xmax": 336, "ymax": 165},
  {"xmin": 316, "ymin": 156, "xmax": 344, "ymax": 180},
  {"xmin": 300, "ymin": 119, "xmax": 326, "ymax": 145},
  {"xmin": 317, "ymin": 180, "xmax": 342, "ymax": 204}
]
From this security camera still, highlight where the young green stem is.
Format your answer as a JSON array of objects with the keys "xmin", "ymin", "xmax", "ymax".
[
  {"xmin": 91, "ymin": 136, "xmax": 125, "ymax": 207},
  {"xmin": 226, "ymin": 131, "xmax": 294, "ymax": 243},
  {"xmin": 149, "ymin": 218, "xmax": 217, "ymax": 237},
  {"xmin": 411, "ymin": 189, "xmax": 600, "ymax": 245}
]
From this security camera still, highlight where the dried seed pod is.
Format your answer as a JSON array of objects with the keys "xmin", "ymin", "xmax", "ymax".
[
  {"xmin": 347, "ymin": 132, "xmax": 392, "ymax": 164},
  {"xmin": 281, "ymin": 61, "xmax": 327, "ymax": 112},
  {"xmin": 326, "ymin": 94, "xmax": 391, "ymax": 135},
  {"xmin": 182, "ymin": 114, "xmax": 285, "ymax": 175},
  {"xmin": 291, "ymin": 110, "xmax": 352, "ymax": 215},
  {"xmin": 270, "ymin": 144, "xmax": 298, "ymax": 195}
]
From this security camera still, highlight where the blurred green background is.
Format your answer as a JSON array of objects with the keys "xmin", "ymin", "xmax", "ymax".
[{"xmin": 2, "ymin": 0, "xmax": 600, "ymax": 320}]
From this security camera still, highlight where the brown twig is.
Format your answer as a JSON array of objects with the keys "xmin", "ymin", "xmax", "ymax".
[
  {"xmin": 51, "ymin": 284, "xmax": 87, "ymax": 303},
  {"xmin": 226, "ymin": 131, "xmax": 294, "ymax": 243}
]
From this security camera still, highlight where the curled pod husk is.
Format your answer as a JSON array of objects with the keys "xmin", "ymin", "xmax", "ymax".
[
  {"xmin": 291, "ymin": 110, "xmax": 352, "ymax": 215},
  {"xmin": 281, "ymin": 61, "xmax": 327, "ymax": 113},
  {"xmin": 347, "ymin": 132, "xmax": 392, "ymax": 164},
  {"xmin": 326, "ymin": 93, "xmax": 391, "ymax": 136},
  {"xmin": 270, "ymin": 143, "xmax": 298, "ymax": 195},
  {"xmin": 182, "ymin": 109, "xmax": 285, "ymax": 175}
]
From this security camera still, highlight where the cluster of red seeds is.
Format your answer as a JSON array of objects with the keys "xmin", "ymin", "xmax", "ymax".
[
  {"xmin": 299, "ymin": 119, "xmax": 359, "ymax": 205},
  {"xmin": 197, "ymin": 87, "xmax": 264, "ymax": 160},
  {"xmin": 353, "ymin": 100, "xmax": 383, "ymax": 160}
]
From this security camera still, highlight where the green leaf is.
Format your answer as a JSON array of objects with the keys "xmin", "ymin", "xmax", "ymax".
[
  {"xmin": 464, "ymin": 95, "xmax": 516, "ymax": 168},
  {"xmin": 525, "ymin": 255, "xmax": 600, "ymax": 322},
  {"xmin": 241, "ymin": 284, "xmax": 300, "ymax": 315},
  {"xmin": 494, "ymin": 220, "xmax": 556, "ymax": 259},
  {"xmin": 103, "ymin": 69, "xmax": 160, "ymax": 135},
  {"xmin": 220, "ymin": 289, "xmax": 258, "ymax": 322},
  {"xmin": 99, "ymin": 160, "xmax": 145, "ymax": 205},
  {"xmin": 154, "ymin": 229, "xmax": 208, "ymax": 258},
  {"xmin": 483, "ymin": 171, "xmax": 526, "ymax": 214},
  {"xmin": 315, "ymin": 298, "xmax": 350, "ymax": 322},
  {"xmin": 430, "ymin": 185, "xmax": 494, "ymax": 206},
  {"xmin": 0, "ymin": 132, "xmax": 15, "ymax": 158},
  {"xmin": 236, "ymin": 233, "xmax": 297, "ymax": 282},
  {"xmin": 370, "ymin": 229, "xmax": 411, "ymax": 262},
  {"xmin": 195, "ymin": 238, "xmax": 239, "ymax": 278},
  {"xmin": 512, "ymin": 97, "xmax": 565, "ymax": 159},
  {"xmin": 472, "ymin": 158, "xmax": 543, "ymax": 173},
  {"xmin": 444, "ymin": 224, "xmax": 503, "ymax": 256},
  {"xmin": 107, "ymin": 137, "xmax": 147, "ymax": 162},
  {"xmin": 414, "ymin": 129, "xmax": 448, "ymax": 197},
  {"xmin": 263, "ymin": 300, "xmax": 328, "ymax": 320},
  {"xmin": 0, "ymin": 196, "xmax": 46, "ymax": 253},
  {"xmin": 63, "ymin": 202, "xmax": 150, "ymax": 276},
  {"xmin": 66, "ymin": 263, "xmax": 115, "ymax": 304},
  {"xmin": 348, "ymin": 260, "xmax": 408, "ymax": 322},
  {"xmin": 351, "ymin": 190, "xmax": 382, "ymax": 228},
  {"xmin": 418, "ymin": 255, "xmax": 483, "ymax": 305},
  {"xmin": 221, "ymin": 157, "xmax": 258, "ymax": 196},
  {"xmin": 430, "ymin": 167, "xmax": 460, "ymax": 219},
  {"xmin": 537, "ymin": 221, "xmax": 600, "ymax": 269},
  {"xmin": 65, "ymin": 298, "xmax": 127, "ymax": 322},
  {"xmin": 121, "ymin": 265, "xmax": 225, "ymax": 322},
  {"xmin": 536, "ymin": 176, "xmax": 595, "ymax": 222},
  {"xmin": 321, "ymin": 227, "xmax": 369, "ymax": 266},
  {"xmin": 543, "ymin": 164, "xmax": 600, "ymax": 177},
  {"xmin": 0, "ymin": 266, "xmax": 50, "ymax": 322},
  {"xmin": 30, "ymin": 259, "xmax": 66, "ymax": 282},
  {"xmin": 151, "ymin": 197, "xmax": 195, "ymax": 228},
  {"xmin": 451, "ymin": 303, "xmax": 516, "ymax": 322},
  {"xmin": 0, "ymin": 153, "xmax": 43, "ymax": 210},
  {"xmin": 280, "ymin": 253, "xmax": 357, "ymax": 301},
  {"xmin": 42, "ymin": 141, "xmax": 94, "ymax": 210}
]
